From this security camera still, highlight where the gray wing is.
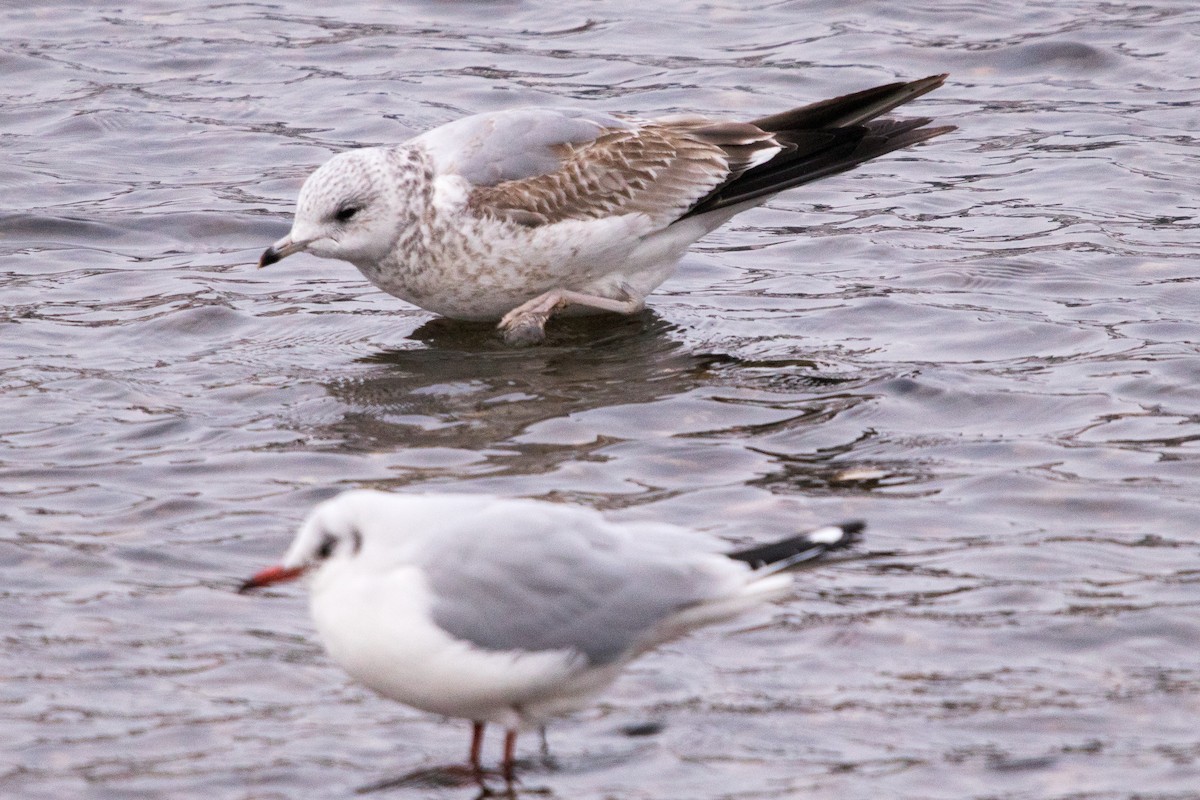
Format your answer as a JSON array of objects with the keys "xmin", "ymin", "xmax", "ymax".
[
  {"xmin": 414, "ymin": 108, "xmax": 626, "ymax": 186},
  {"xmin": 414, "ymin": 107, "xmax": 783, "ymax": 227},
  {"xmin": 418, "ymin": 506, "xmax": 732, "ymax": 666}
]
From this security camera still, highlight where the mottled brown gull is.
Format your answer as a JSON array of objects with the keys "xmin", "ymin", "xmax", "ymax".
[
  {"xmin": 259, "ymin": 75, "xmax": 953, "ymax": 344},
  {"xmin": 240, "ymin": 489, "xmax": 863, "ymax": 786}
]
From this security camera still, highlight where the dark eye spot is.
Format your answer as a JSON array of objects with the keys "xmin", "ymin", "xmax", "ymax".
[
  {"xmin": 316, "ymin": 534, "xmax": 337, "ymax": 560},
  {"xmin": 334, "ymin": 205, "xmax": 360, "ymax": 223}
]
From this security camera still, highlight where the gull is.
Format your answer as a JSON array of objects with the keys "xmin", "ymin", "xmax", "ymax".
[
  {"xmin": 240, "ymin": 490, "xmax": 863, "ymax": 785},
  {"xmin": 258, "ymin": 75, "xmax": 952, "ymax": 344}
]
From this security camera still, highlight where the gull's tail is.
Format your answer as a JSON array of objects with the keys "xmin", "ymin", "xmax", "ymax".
[
  {"xmin": 650, "ymin": 519, "xmax": 864, "ymax": 645},
  {"xmin": 683, "ymin": 74, "xmax": 954, "ymax": 218},
  {"xmin": 728, "ymin": 520, "xmax": 865, "ymax": 575}
]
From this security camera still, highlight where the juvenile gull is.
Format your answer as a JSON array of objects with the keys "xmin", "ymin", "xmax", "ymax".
[
  {"xmin": 240, "ymin": 490, "xmax": 863, "ymax": 785},
  {"xmin": 259, "ymin": 75, "xmax": 953, "ymax": 344}
]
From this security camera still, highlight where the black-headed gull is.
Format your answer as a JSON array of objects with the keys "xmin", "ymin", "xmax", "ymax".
[
  {"xmin": 240, "ymin": 490, "xmax": 863, "ymax": 784},
  {"xmin": 259, "ymin": 75, "xmax": 952, "ymax": 344}
]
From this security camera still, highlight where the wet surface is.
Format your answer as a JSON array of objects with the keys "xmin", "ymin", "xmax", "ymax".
[{"xmin": 4, "ymin": 1, "xmax": 1200, "ymax": 798}]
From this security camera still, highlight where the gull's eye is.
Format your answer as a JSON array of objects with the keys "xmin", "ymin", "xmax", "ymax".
[
  {"xmin": 316, "ymin": 534, "xmax": 337, "ymax": 560},
  {"xmin": 334, "ymin": 205, "xmax": 360, "ymax": 223}
]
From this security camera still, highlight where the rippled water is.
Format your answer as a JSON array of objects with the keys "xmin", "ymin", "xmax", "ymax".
[{"xmin": 4, "ymin": 1, "xmax": 1200, "ymax": 798}]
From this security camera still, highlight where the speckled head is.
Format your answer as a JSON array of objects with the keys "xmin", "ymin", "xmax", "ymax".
[{"xmin": 258, "ymin": 147, "xmax": 426, "ymax": 271}]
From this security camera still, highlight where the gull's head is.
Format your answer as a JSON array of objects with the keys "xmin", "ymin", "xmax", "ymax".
[
  {"xmin": 238, "ymin": 490, "xmax": 498, "ymax": 594},
  {"xmin": 239, "ymin": 492, "xmax": 376, "ymax": 593},
  {"xmin": 259, "ymin": 148, "xmax": 402, "ymax": 270}
]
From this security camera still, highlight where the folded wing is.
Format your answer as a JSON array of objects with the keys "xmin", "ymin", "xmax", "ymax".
[{"xmin": 414, "ymin": 75, "xmax": 952, "ymax": 231}]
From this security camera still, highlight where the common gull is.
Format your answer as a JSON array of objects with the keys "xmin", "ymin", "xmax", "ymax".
[{"xmin": 259, "ymin": 75, "xmax": 952, "ymax": 344}]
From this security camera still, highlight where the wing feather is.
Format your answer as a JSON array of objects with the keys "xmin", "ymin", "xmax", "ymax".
[
  {"xmin": 418, "ymin": 504, "xmax": 738, "ymax": 666},
  {"xmin": 414, "ymin": 76, "xmax": 949, "ymax": 230},
  {"xmin": 422, "ymin": 113, "xmax": 785, "ymax": 227}
]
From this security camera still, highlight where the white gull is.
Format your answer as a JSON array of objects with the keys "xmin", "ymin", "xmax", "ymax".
[
  {"xmin": 240, "ymin": 489, "xmax": 863, "ymax": 785},
  {"xmin": 258, "ymin": 75, "xmax": 952, "ymax": 344}
]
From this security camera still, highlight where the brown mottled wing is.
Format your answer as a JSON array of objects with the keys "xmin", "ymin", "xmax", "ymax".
[
  {"xmin": 470, "ymin": 119, "xmax": 781, "ymax": 227},
  {"xmin": 455, "ymin": 75, "xmax": 951, "ymax": 228}
]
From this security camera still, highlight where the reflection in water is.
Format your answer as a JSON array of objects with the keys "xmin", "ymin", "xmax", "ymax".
[
  {"xmin": 308, "ymin": 310, "xmax": 895, "ymax": 504},
  {"xmin": 749, "ymin": 438, "xmax": 940, "ymax": 498},
  {"xmin": 355, "ymin": 738, "xmax": 656, "ymax": 796},
  {"xmin": 317, "ymin": 312, "xmax": 731, "ymax": 453}
]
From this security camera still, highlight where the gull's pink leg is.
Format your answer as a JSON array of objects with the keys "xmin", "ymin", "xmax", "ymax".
[
  {"xmin": 498, "ymin": 285, "xmax": 642, "ymax": 345},
  {"xmin": 501, "ymin": 729, "xmax": 519, "ymax": 784},
  {"xmin": 469, "ymin": 721, "xmax": 486, "ymax": 785}
]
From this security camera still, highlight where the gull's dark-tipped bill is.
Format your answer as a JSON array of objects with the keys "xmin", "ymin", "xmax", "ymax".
[
  {"xmin": 257, "ymin": 246, "xmax": 282, "ymax": 268},
  {"xmin": 257, "ymin": 236, "xmax": 310, "ymax": 269},
  {"xmin": 239, "ymin": 564, "xmax": 306, "ymax": 593}
]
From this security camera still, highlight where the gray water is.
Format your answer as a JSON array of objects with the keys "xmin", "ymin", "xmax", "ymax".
[{"xmin": 4, "ymin": 1, "xmax": 1200, "ymax": 798}]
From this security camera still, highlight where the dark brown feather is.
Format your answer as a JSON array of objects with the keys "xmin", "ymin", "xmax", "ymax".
[
  {"xmin": 684, "ymin": 75, "xmax": 954, "ymax": 218},
  {"xmin": 469, "ymin": 75, "xmax": 953, "ymax": 228}
]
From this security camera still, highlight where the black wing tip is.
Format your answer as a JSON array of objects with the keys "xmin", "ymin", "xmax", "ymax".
[
  {"xmin": 750, "ymin": 72, "xmax": 950, "ymax": 132},
  {"xmin": 827, "ymin": 520, "xmax": 866, "ymax": 548},
  {"xmin": 914, "ymin": 73, "xmax": 950, "ymax": 89},
  {"xmin": 726, "ymin": 519, "xmax": 866, "ymax": 569},
  {"xmin": 892, "ymin": 73, "xmax": 950, "ymax": 101},
  {"xmin": 835, "ymin": 519, "xmax": 866, "ymax": 537},
  {"xmin": 685, "ymin": 75, "xmax": 952, "ymax": 219},
  {"xmin": 920, "ymin": 123, "xmax": 958, "ymax": 139}
]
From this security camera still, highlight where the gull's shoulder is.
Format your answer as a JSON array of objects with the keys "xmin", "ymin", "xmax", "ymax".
[{"xmin": 411, "ymin": 107, "xmax": 634, "ymax": 187}]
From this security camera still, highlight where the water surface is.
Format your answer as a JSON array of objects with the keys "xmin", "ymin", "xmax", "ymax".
[{"xmin": 3, "ymin": 2, "xmax": 1200, "ymax": 798}]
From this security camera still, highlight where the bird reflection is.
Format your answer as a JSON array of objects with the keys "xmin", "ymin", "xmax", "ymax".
[
  {"xmin": 313, "ymin": 310, "xmax": 733, "ymax": 457},
  {"xmin": 305, "ymin": 308, "xmax": 907, "ymax": 499}
]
